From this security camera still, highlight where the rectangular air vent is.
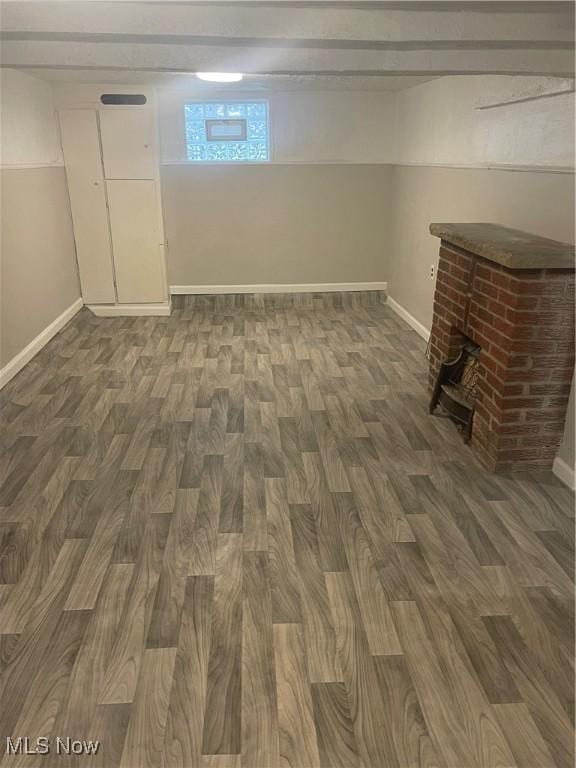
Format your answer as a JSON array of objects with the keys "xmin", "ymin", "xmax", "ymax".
[{"xmin": 100, "ymin": 94, "xmax": 147, "ymax": 106}]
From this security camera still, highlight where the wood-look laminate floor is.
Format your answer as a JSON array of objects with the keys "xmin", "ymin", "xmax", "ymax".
[{"xmin": 0, "ymin": 291, "xmax": 574, "ymax": 768}]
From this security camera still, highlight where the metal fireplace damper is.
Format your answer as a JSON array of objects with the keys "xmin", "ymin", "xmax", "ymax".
[{"xmin": 429, "ymin": 339, "xmax": 481, "ymax": 443}]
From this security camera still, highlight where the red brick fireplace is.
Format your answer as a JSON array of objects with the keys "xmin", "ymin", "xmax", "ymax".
[{"xmin": 428, "ymin": 223, "xmax": 575, "ymax": 473}]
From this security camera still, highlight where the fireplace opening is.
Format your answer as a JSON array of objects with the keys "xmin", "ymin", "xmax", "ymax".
[{"xmin": 429, "ymin": 332, "xmax": 481, "ymax": 443}]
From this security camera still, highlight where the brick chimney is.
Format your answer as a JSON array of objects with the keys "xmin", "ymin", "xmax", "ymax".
[{"xmin": 428, "ymin": 223, "xmax": 575, "ymax": 473}]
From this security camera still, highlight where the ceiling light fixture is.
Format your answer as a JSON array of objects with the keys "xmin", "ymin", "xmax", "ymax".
[{"xmin": 196, "ymin": 72, "xmax": 243, "ymax": 83}]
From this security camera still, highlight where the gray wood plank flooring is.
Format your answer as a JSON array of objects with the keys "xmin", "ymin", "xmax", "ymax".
[{"xmin": 0, "ymin": 291, "xmax": 573, "ymax": 767}]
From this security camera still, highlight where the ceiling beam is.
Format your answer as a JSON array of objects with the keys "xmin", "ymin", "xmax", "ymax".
[
  {"xmin": 2, "ymin": 40, "xmax": 572, "ymax": 76},
  {"xmin": 1, "ymin": 3, "xmax": 572, "ymax": 45},
  {"xmin": 1, "ymin": 1, "xmax": 572, "ymax": 79},
  {"xmin": 1, "ymin": 33, "xmax": 573, "ymax": 52}
]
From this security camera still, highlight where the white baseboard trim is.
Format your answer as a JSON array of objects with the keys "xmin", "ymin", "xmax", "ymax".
[
  {"xmin": 87, "ymin": 302, "xmax": 172, "ymax": 317},
  {"xmin": 386, "ymin": 296, "xmax": 430, "ymax": 342},
  {"xmin": 0, "ymin": 297, "xmax": 84, "ymax": 390},
  {"xmin": 552, "ymin": 455, "xmax": 575, "ymax": 490},
  {"xmin": 170, "ymin": 282, "xmax": 388, "ymax": 295}
]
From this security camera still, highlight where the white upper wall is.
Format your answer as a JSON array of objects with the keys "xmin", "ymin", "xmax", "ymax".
[
  {"xmin": 159, "ymin": 75, "xmax": 574, "ymax": 168},
  {"xmin": 6, "ymin": 70, "xmax": 574, "ymax": 170},
  {"xmin": 159, "ymin": 88, "xmax": 398, "ymax": 164},
  {"xmin": 0, "ymin": 69, "xmax": 63, "ymax": 167},
  {"xmin": 395, "ymin": 75, "xmax": 575, "ymax": 170}
]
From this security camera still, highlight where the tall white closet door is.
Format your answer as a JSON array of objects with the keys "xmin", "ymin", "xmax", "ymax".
[
  {"xmin": 59, "ymin": 109, "xmax": 116, "ymax": 304},
  {"xmin": 99, "ymin": 109, "xmax": 156, "ymax": 179},
  {"xmin": 106, "ymin": 180, "xmax": 166, "ymax": 304}
]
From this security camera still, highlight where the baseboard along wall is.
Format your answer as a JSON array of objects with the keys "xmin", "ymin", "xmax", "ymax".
[
  {"xmin": 0, "ymin": 298, "xmax": 84, "ymax": 389},
  {"xmin": 86, "ymin": 302, "xmax": 172, "ymax": 317},
  {"xmin": 386, "ymin": 296, "xmax": 431, "ymax": 342},
  {"xmin": 552, "ymin": 455, "xmax": 576, "ymax": 490},
  {"xmin": 170, "ymin": 282, "xmax": 388, "ymax": 295}
]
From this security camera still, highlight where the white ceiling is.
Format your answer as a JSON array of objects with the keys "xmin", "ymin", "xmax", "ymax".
[{"xmin": 0, "ymin": 1, "xmax": 574, "ymax": 91}]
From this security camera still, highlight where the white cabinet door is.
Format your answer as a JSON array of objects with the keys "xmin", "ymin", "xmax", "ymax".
[
  {"xmin": 106, "ymin": 180, "xmax": 166, "ymax": 304},
  {"xmin": 59, "ymin": 109, "xmax": 116, "ymax": 304},
  {"xmin": 99, "ymin": 108, "xmax": 156, "ymax": 180}
]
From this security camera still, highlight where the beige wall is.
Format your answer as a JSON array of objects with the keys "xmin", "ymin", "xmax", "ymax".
[
  {"xmin": 1, "ymin": 166, "xmax": 80, "ymax": 366},
  {"xmin": 162, "ymin": 164, "xmax": 392, "ymax": 286},
  {"xmin": 389, "ymin": 165, "xmax": 575, "ymax": 330},
  {"xmin": 1, "ymin": 69, "xmax": 81, "ymax": 372}
]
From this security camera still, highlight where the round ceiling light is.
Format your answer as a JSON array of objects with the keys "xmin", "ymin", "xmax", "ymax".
[{"xmin": 196, "ymin": 72, "xmax": 244, "ymax": 83}]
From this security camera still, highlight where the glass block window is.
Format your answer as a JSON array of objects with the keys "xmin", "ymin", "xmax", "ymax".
[{"xmin": 184, "ymin": 101, "xmax": 270, "ymax": 163}]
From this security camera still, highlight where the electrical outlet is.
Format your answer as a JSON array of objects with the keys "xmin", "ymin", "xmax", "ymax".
[{"xmin": 430, "ymin": 264, "xmax": 435, "ymax": 280}]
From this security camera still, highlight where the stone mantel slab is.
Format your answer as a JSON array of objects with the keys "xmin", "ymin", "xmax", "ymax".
[{"xmin": 429, "ymin": 222, "xmax": 575, "ymax": 270}]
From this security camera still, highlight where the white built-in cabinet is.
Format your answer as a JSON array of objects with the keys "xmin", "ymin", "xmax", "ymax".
[
  {"xmin": 107, "ymin": 180, "xmax": 165, "ymax": 303},
  {"xmin": 59, "ymin": 94, "xmax": 168, "ymax": 314},
  {"xmin": 58, "ymin": 110, "xmax": 116, "ymax": 305},
  {"xmin": 99, "ymin": 109, "xmax": 156, "ymax": 180}
]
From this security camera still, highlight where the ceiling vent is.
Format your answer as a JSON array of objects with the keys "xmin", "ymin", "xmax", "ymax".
[{"xmin": 100, "ymin": 94, "xmax": 147, "ymax": 106}]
